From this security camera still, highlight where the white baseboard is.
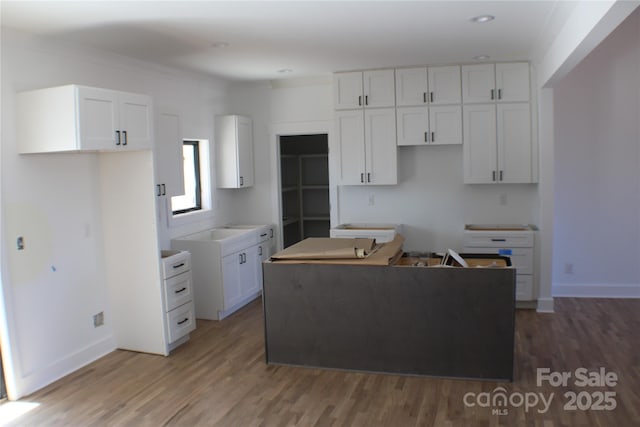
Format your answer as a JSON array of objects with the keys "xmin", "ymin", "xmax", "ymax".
[
  {"xmin": 10, "ymin": 335, "xmax": 116, "ymax": 400},
  {"xmin": 553, "ymin": 283, "xmax": 640, "ymax": 298},
  {"xmin": 536, "ymin": 297, "xmax": 555, "ymax": 313}
]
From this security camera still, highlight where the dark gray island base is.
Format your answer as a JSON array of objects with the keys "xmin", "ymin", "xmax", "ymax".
[{"xmin": 262, "ymin": 263, "xmax": 516, "ymax": 381}]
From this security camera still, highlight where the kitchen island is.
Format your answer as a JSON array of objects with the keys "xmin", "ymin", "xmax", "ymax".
[{"xmin": 262, "ymin": 244, "xmax": 516, "ymax": 381}]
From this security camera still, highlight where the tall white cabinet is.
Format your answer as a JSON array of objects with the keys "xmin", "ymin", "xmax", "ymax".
[
  {"xmin": 17, "ymin": 84, "xmax": 195, "ymax": 356},
  {"xmin": 334, "ymin": 69, "xmax": 398, "ymax": 185},
  {"xmin": 462, "ymin": 62, "xmax": 535, "ymax": 184}
]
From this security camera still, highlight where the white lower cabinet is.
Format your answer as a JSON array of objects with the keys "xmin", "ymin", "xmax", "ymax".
[
  {"xmin": 463, "ymin": 226, "xmax": 536, "ymax": 301},
  {"xmin": 171, "ymin": 225, "xmax": 274, "ymax": 320},
  {"xmin": 161, "ymin": 250, "xmax": 196, "ymax": 349}
]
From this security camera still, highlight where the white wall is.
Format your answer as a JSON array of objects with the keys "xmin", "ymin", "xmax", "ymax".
[
  {"xmin": 0, "ymin": 29, "xmax": 233, "ymax": 399},
  {"xmin": 552, "ymin": 9, "xmax": 640, "ymax": 297}
]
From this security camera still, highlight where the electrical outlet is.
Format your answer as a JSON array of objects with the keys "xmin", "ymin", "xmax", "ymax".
[
  {"xmin": 564, "ymin": 263, "xmax": 574, "ymax": 274},
  {"xmin": 93, "ymin": 312, "xmax": 104, "ymax": 327}
]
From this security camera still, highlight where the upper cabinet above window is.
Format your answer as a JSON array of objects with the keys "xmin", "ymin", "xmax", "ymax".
[{"xmin": 17, "ymin": 84, "xmax": 153, "ymax": 154}]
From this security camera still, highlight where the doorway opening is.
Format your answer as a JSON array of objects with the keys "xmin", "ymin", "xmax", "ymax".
[{"xmin": 279, "ymin": 134, "xmax": 329, "ymax": 248}]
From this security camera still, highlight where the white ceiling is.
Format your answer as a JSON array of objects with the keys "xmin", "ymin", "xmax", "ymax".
[{"xmin": 1, "ymin": 0, "xmax": 581, "ymax": 81}]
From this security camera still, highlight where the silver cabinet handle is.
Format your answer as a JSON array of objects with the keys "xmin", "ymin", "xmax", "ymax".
[
  {"xmin": 115, "ymin": 130, "xmax": 121, "ymax": 145},
  {"xmin": 239, "ymin": 176, "xmax": 244, "ymax": 186},
  {"xmin": 156, "ymin": 184, "xmax": 162, "ymax": 196},
  {"xmin": 122, "ymin": 130, "xmax": 128, "ymax": 146},
  {"xmin": 258, "ymin": 246, "xmax": 263, "ymax": 256}
]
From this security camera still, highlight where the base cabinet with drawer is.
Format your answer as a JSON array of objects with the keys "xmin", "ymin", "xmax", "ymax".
[
  {"xmin": 161, "ymin": 250, "xmax": 196, "ymax": 350},
  {"xmin": 171, "ymin": 225, "xmax": 275, "ymax": 321},
  {"xmin": 463, "ymin": 225, "xmax": 537, "ymax": 301}
]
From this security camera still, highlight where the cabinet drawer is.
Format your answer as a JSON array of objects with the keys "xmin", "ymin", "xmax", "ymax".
[
  {"xmin": 167, "ymin": 302, "xmax": 196, "ymax": 343},
  {"xmin": 164, "ymin": 271, "xmax": 193, "ymax": 312},
  {"xmin": 161, "ymin": 251, "xmax": 190, "ymax": 279},
  {"xmin": 516, "ymin": 275, "xmax": 534, "ymax": 301},
  {"xmin": 463, "ymin": 231, "xmax": 533, "ymax": 248},
  {"xmin": 463, "ymin": 246, "xmax": 533, "ymax": 274}
]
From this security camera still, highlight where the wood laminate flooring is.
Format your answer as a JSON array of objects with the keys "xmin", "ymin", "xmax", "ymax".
[{"xmin": 4, "ymin": 298, "xmax": 640, "ymax": 427}]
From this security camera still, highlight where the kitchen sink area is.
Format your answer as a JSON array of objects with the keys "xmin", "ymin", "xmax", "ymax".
[{"xmin": 171, "ymin": 224, "xmax": 275, "ymax": 320}]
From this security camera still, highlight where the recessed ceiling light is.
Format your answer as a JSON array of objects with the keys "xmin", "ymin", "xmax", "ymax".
[
  {"xmin": 473, "ymin": 55, "xmax": 491, "ymax": 60},
  {"xmin": 211, "ymin": 42, "xmax": 230, "ymax": 48},
  {"xmin": 470, "ymin": 15, "xmax": 495, "ymax": 23},
  {"xmin": 278, "ymin": 68, "xmax": 293, "ymax": 74}
]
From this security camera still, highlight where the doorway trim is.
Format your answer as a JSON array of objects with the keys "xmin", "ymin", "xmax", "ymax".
[{"xmin": 269, "ymin": 121, "xmax": 337, "ymax": 251}]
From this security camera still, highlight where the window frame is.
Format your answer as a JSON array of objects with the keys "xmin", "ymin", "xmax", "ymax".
[{"xmin": 172, "ymin": 140, "xmax": 202, "ymax": 215}]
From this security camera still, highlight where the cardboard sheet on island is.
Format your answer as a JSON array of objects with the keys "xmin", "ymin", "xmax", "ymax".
[{"xmin": 270, "ymin": 234, "xmax": 405, "ymax": 266}]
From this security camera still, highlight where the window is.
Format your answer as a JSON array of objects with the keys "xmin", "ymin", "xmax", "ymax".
[{"xmin": 171, "ymin": 140, "xmax": 202, "ymax": 215}]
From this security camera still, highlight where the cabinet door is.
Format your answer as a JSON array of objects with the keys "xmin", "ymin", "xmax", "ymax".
[
  {"xmin": 335, "ymin": 110, "xmax": 366, "ymax": 185},
  {"xmin": 221, "ymin": 253, "xmax": 243, "ymax": 309},
  {"xmin": 215, "ymin": 115, "xmax": 254, "ymax": 188},
  {"xmin": 363, "ymin": 69, "xmax": 396, "ymax": 108},
  {"xmin": 364, "ymin": 107, "xmax": 397, "ymax": 185},
  {"xmin": 395, "ymin": 68, "xmax": 428, "ymax": 106},
  {"xmin": 236, "ymin": 116, "xmax": 255, "ymax": 187},
  {"xmin": 396, "ymin": 106, "xmax": 429, "ymax": 146},
  {"xmin": 241, "ymin": 245, "xmax": 261, "ymax": 297},
  {"xmin": 497, "ymin": 103, "xmax": 532, "ymax": 183},
  {"xmin": 428, "ymin": 66, "xmax": 461, "ymax": 105},
  {"xmin": 119, "ymin": 92, "xmax": 153, "ymax": 149},
  {"xmin": 462, "ymin": 64, "xmax": 495, "ymax": 103},
  {"xmin": 463, "ymin": 104, "xmax": 497, "ymax": 183},
  {"xmin": 334, "ymin": 72, "xmax": 363, "ymax": 110},
  {"xmin": 77, "ymin": 86, "xmax": 119, "ymax": 150},
  {"xmin": 495, "ymin": 63, "xmax": 530, "ymax": 102},
  {"xmin": 429, "ymin": 105, "xmax": 462, "ymax": 145},
  {"xmin": 155, "ymin": 111, "xmax": 185, "ymax": 197}
]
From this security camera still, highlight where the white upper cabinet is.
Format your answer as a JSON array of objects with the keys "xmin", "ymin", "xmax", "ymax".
[
  {"xmin": 395, "ymin": 68, "xmax": 428, "ymax": 106},
  {"xmin": 334, "ymin": 69, "xmax": 395, "ymax": 109},
  {"xmin": 495, "ymin": 63, "xmax": 530, "ymax": 102},
  {"xmin": 463, "ymin": 103, "xmax": 532, "ymax": 183},
  {"xmin": 396, "ymin": 66, "xmax": 461, "ymax": 106},
  {"xmin": 462, "ymin": 62, "xmax": 530, "ymax": 103},
  {"xmin": 17, "ymin": 85, "xmax": 153, "ymax": 153},
  {"xmin": 215, "ymin": 115, "xmax": 254, "ymax": 189},
  {"xmin": 428, "ymin": 66, "xmax": 461, "ymax": 105},
  {"xmin": 154, "ymin": 110, "xmax": 185, "ymax": 198},
  {"xmin": 397, "ymin": 105, "xmax": 462, "ymax": 146},
  {"xmin": 335, "ymin": 108, "xmax": 397, "ymax": 185}
]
